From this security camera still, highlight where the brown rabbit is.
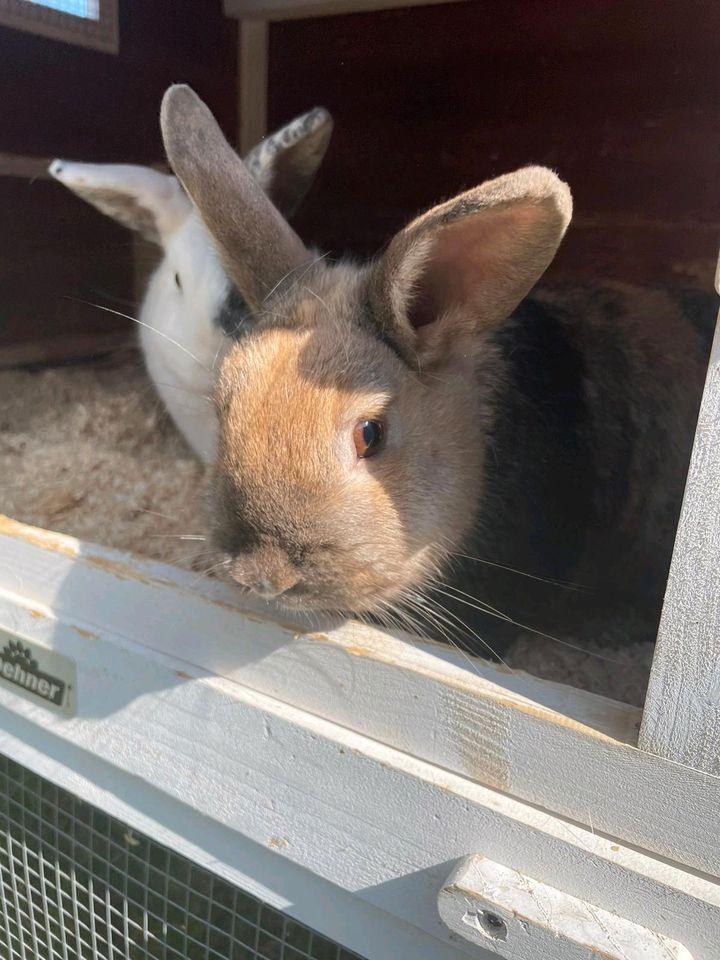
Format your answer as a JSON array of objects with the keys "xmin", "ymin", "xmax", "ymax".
[{"xmin": 159, "ymin": 84, "xmax": 713, "ymax": 656}]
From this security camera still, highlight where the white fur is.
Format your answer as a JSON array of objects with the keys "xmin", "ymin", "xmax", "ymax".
[
  {"xmin": 139, "ymin": 215, "xmax": 229, "ymax": 462},
  {"xmin": 49, "ymin": 159, "xmax": 226, "ymax": 461},
  {"xmin": 50, "ymin": 107, "xmax": 332, "ymax": 463}
]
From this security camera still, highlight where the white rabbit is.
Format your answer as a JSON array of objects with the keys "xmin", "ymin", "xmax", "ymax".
[{"xmin": 49, "ymin": 107, "xmax": 333, "ymax": 462}]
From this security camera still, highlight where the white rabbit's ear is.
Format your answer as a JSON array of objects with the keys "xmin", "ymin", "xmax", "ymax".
[
  {"xmin": 48, "ymin": 159, "xmax": 192, "ymax": 245},
  {"xmin": 244, "ymin": 107, "xmax": 333, "ymax": 219}
]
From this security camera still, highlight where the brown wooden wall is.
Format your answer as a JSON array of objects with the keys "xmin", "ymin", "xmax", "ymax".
[
  {"xmin": 1, "ymin": 0, "xmax": 718, "ymax": 364},
  {"xmin": 275, "ymin": 0, "xmax": 720, "ymax": 289},
  {"xmin": 0, "ymin": 0, "xmax": 236, "ymax": 363}
]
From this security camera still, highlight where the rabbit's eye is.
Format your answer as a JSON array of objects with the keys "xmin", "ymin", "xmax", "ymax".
[
  {"xmin": 353, "ymin": 419, "xmax": 385, "ymax": 459},
  {"xmin": 174, "ymin": 272, "xmax": 182, "ymax": 291}
]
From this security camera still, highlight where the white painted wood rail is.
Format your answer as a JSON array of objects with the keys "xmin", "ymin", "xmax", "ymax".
[
  {"xmin": 438, "ymin": 856, "xmax": 693, "ymax": 960},
  {"xmin": 1, "ymin": 516, "xmax": 720, "ymax": 877},
  {"xmin": 639, "ymin": 278, "xmax": 720, "ymax": 773},
  {"xmin": 0, "ymin": 516, "xmax": 719, "ymax": 959}
]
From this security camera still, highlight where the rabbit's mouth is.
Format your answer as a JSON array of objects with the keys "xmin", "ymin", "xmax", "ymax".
[
  {"xmin": 223, "ymin": 563, "xmax": 439, "ymax": 618},
  {"xmin": 224, "ymin": 570, "xmax": 372, "ymax": 613},
  {"xmin": 215, "ymin": 521, "xmax": 451, "ymax": 616}
]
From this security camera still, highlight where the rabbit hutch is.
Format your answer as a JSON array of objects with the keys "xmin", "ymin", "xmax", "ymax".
[{"xmin": 0, "ymin": 1, "xmax": 719, "ymax": 958}]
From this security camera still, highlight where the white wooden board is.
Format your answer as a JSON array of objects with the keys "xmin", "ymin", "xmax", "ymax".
[
  {"xmin": 0, "ymin": 516, "xmax": 718, "ymax": 881},
  {"xmin": 640, "ymin": 320, "xmax": 720, "ymax": 774},
  {"xmin": 438, "ymin": 856, "xmax": 693, "ymax": 960},
  {"xmin": 0, "ymin": 594, "xmax": 718, "ymax": 958}
]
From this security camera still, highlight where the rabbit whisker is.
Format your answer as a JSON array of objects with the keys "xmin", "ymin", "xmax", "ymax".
[
  {"xmin": 148, "ymin": 534, "xmax": 207, "ymax": 541},
  {"xmin": 434, "ymin": 581, "xmax": 621, "ymax": 663},
  {"xmin": 262, "ymin": 252, "xmax": 330, "ymax": 304},
  {"xmin": 135, "ymin": 508, "xmax": 178, "ymax": 521},
  {"xmin": 212, "ymin": 337, "xmax": 226, "ymax": 373},
  {"xmin": 448, "ymin": 549, "xmax": 588, "ymax": 591},
  {"xmin": 302, "ymin": 286, "xmax": 329, "ymax": 310},
  {"xmin": 404, "ymin": 590, "xmax": 510, "ymax": 669},
  {"xmin": 188, "ymin": 558, "xmax": 231, "ymax": 587},
  {"xmin": 153, "ymin": 382, "xmax": 213, "ymax": 405},
  {"xmin": 65, "ymin": 298, "xmax": 212, "ymax": 373}
]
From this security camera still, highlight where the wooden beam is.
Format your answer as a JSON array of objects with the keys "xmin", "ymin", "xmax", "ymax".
[
  {"xmin": 238, "ymin": 18, "xmax": 269, "ymax": 154},
  {"xmin": 639, "ymin": 301, "xmax": 720, "ymax": 774},
  {"xmin": 0, "ymin": 721, "xmax": 462, "ymax": 960},
  {"xmin": 0, "ymin": 153, "xmax": 52, "ymax": 180},
  {"xmin": 225, "ymin": 0, "xmax": 471, "ymax": 21},
  {"xmin": 0, "ymin": 331, "xmax": 134, "ymax": 370}
]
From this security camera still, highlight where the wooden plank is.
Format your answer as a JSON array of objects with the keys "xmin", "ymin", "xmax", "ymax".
[
  {"xmin": 0, "ymin": 152, "xmax": 52, "ymax": 180},
  {"xmin": 0, "ymin": 330, "xmax": 133, "ymax": 369},
  {"xmin": 0, "ymin": 588, "xmax": 718, "ymax": 959},
  {"xmin": 225, "ymin": 0, "xmax": 470, "ymax": 21},
  {"xmin": 238, "ymin": 18, "xmax": 269, "ymax": 153},
  {"xmin": 266, "ymin": 0, "xmax": 719, "ymax": 289},
  {"xmin": 640, "ymin": 310, "xmax": 720, "ymax": 773},
  {"xmin": 438, "ymin": 856, "xmax": 692, "ymax": 960},
  {"xmin": 0, "ymin": 516, "xmax": 719, "ymax": 881},
  {"xmin": 0, "ymin": 523, "xmax": 638, "ymax": 738}
]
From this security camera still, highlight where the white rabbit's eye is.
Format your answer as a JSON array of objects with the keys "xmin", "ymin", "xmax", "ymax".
[
  {"xmin": 174, "ymin": 272, "xmax": 182, "ymax": 291},
  {"xmin": 353, "ymin": 420, "xmax": 385, "ymax": 459}
]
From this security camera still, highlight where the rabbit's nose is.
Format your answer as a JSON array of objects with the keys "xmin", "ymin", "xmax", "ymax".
[
  {"xmin": 228, "ymin": 549, "xmax": 300, "ymax": 599},
  {"xmin": 253, "ymin": 574, "xmax": 298, "ymax": 599},
  {"xmin": 244, "ymin": 569, "xmax": 301, "ymax": 599}
]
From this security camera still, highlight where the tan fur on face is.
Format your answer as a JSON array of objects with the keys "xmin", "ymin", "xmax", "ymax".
[{"xmin": 211, "ymin": 264, "xmax": 491, "ymax": 611}]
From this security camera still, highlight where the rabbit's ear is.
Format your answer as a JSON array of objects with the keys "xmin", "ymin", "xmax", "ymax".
[
  {"xmin": 161, "ymin": 84, "xmax": 310, "ymax": 312},
  {"xmin": 369, "ymin": 166, "xmax": 572, "ymax": 363},
  {"xmin": 245, "ymin": 107, "xmax": 333, "ymax": 219},
  {"xmin": 48, "ymin": 160, "xmax": 191, "ymax": 246}
]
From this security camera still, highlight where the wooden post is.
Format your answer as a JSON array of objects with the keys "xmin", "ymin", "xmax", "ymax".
[
  {"xmin": 225, "ymin": 0, "xmax": 471, "ymax": 20},
  {"xmin": 238, "ymin": 18, "xmax": 269, "ymax": 154},
  {"xmin": 639, "ymin": 260, "xmax": 720, "ymax": 774},
  {"xmin": 0, "ymin": 153, "xmax": 52, "ymax": 180}
]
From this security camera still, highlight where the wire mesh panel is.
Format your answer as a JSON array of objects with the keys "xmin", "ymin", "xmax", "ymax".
[{"xmin": 0, "ymin": 753, "xmax": 366, "ymax": 960}]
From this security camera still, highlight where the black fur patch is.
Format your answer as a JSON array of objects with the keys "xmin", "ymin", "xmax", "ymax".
[
  {"xmin": 435, "ymin": 298, "xmax": 597, "ymax": 657},
  {"xmin": 215, "ymin": 285, "xmax": 251, "ymax": 338},
  {"xmin": 482, "ymin": 297, "xmax": 595, "ymax": 580}
]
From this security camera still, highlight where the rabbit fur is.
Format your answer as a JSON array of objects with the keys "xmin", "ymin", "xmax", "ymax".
[
  {"xmin": 152, "ymin": 84, "xmax": 720, "ymax": 654},
  {"xmin": 49, "ymin": 106, "xmax": 333, "ymax": 463}
]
